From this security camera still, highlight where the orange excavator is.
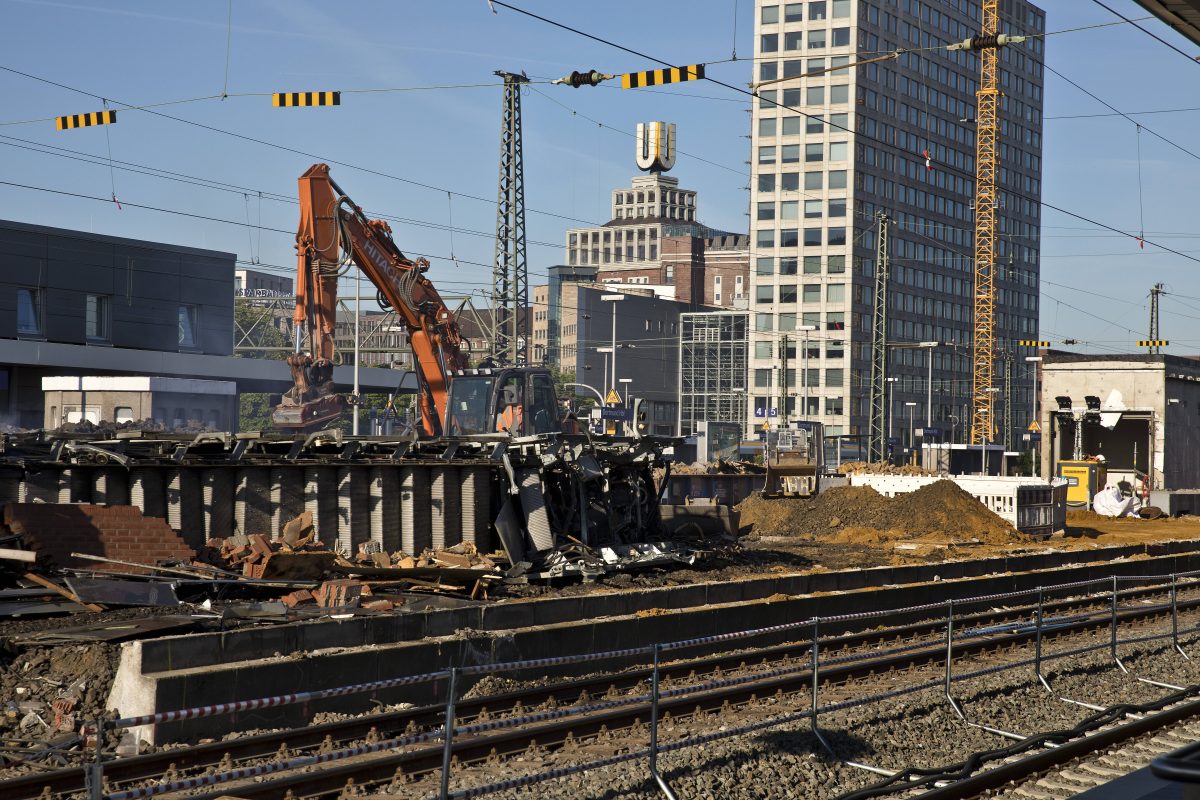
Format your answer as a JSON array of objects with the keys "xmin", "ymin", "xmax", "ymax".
[{"xmin": 272, "ymin": 164, "xmax": 563, "ymax": 438}]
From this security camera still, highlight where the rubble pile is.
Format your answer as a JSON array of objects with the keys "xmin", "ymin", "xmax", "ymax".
[
  {"xmin": 738, "ymin": 480, "xmax": 1020, "ymax": 545},
  {"xmin": 836, "ymin": 461, "xmax": 937, "ymax": 476}
]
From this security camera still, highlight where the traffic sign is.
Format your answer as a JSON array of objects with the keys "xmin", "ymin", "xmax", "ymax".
[
  {"xmin": 1027, "ymin": 420, "xmax": 1041, "ymax": 433},
  {"xmin": 605, "ymin": 389, "xmax": 622, "ymax": 404}
]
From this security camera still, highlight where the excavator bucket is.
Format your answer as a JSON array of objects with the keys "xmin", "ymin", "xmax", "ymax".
[{"xmin": 270, "ymin": 395, "xmax": 346, "ymax": 431}]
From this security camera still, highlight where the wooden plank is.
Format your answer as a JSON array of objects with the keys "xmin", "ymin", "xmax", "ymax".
[{"xmin": 21, "ymin": 572, "xmax": 104, "ymax": 612}]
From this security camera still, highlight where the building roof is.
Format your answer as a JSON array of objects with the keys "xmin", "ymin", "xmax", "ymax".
[
  {"xmin": 0, "ymin": 218, "xmax": 236, "ymax": 261},
  {"xmin": 1043, "ymin": 351, "xmax": 1200, "ymax": 375},
  {"xmin": 1134, "ymin": 0, "xmax": 1200, "ymax": 47}
]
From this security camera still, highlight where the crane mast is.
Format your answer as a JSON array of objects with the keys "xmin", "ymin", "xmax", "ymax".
[{"xmin": 970, "ymin": 0, "xmax": 1000, "ymax": 447}]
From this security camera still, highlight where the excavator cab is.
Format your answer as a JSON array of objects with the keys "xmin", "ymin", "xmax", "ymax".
[{"xmin": 445, "ymin": 368, "xmax": 561, "ymax": 438}]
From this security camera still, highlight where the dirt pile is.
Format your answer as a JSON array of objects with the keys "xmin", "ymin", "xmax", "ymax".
[
  {"xmin": 0, "ymin": 643, "xmax": 118, "ymax": 740},
  {"xmin": 738, "ymin": 480, "xmax": 1020, "ymax": 545}
]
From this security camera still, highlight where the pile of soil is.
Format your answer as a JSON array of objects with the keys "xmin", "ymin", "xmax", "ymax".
[
  {"xmin": 836, "ymin": 461, "xmax": 936, "ymax": 476},
  {"xmin": 738, "ymin": 480, "xmax": 1020, "ymax": 545}
]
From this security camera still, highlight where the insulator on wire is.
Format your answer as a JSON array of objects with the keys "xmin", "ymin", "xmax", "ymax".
[{"xmin": 553, "ymin": 69, "xmax": 612, "ymax": 88}]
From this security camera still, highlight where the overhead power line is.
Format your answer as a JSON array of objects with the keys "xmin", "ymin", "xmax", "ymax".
[{"xmin": 1088, "ymin": 0, "xmax": 1200, "ymax": 67}]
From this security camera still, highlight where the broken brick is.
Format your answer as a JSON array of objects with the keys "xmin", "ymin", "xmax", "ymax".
[
  {"xmin": 280, "ymin": 589, "xmax": 315, "ymax": 608},
  {"xmin": 249, "ymin": 534, "xmax": 273, "ymax": 558},
  {"xmin": 314, "ymin": 579, "xmax": 363, "ymax": 609},
  {"xmin": 362, "ymin": 599, "xmax": 393, "ymax": 612}
]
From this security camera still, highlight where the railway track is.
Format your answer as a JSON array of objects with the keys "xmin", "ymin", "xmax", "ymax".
[{"xmin": 4, "ymin": 579, "xmax": 1199, "ymax": 800}]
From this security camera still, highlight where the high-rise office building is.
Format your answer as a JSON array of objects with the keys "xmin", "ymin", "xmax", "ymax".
[{"xmin": 749, "ymin": 0, "xmax": 1044, "ymax": 448}]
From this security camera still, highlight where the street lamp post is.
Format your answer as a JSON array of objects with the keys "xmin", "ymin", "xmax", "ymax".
[
  {"xmin": 918, "ymin": 340, "xmax": 939, "ymax": 430},
  {"xmin": 1025, "ymin": 356, "xmax": 1043, "ymax": 477},
  {"xmin": 886, "ymin": 376, "xmax": 899, "ymax": 444},
  {"xmin": 601, "ymin": 294, "xmax": 624, "ymax": 395},
  {"xmin": 618, "ymin": 377, "xmax": 633, "ymax": 406},
  {"xmin": 981, "ymin": 386, "xmax": 1001, "ymax": 475},
  {"xmin": 905, "ymin": 401, "xmax": 917, "ymax": 458},
  {"xmin": 799, "ymin": 324, "xmax": 817, "ymax": 423},
  {"xmin": 596, "ymin": 346, "xmax": 613, "ymax": 399}
]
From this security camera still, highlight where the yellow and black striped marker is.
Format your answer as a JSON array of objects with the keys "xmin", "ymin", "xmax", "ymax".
[
  {"xmin": 1018, "ymin": 340, "xmax": 1049, "ymax": 347},
  {"xmin": 272, "ymin": 92, "xmax": 340, "ymax": 107},
  {"xmin": 56, "ymin": 110, "xmax": 116, "ymax": 131},
  {"xmin": 621, "ymin": 64, "xmax": 705, "ymax": 89},
  {"xmin": 1138, "ymin": 340, "xmax": 1169, "ymax": 347}
]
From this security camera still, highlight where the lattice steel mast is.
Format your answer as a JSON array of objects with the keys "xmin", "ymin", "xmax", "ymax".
[
  {"xmin": 492, "ymin": 71, "xmax": 530, "ymax": 365},
  {"xmin": 867, "ymin": 211, "xmax": 891, "ymax": 463},
  {"xmin": 1150, "ymin": 282, "xmax": 1165, "ymax": 354}
]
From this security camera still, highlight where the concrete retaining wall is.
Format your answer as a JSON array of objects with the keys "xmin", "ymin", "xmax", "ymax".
[{"xmin": 113, "ymin": 542, "xmax": 1200, "ymax": 743}]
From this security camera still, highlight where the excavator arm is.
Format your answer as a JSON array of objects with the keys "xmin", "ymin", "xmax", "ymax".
[{"xmin": 272, "ymin": 163, "xmax": 468, "ymax": 435}]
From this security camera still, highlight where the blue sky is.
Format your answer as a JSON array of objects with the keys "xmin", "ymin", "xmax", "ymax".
[{"xmin": 1, "ymin": 0, "xmax": 1198, "ymax": 352}]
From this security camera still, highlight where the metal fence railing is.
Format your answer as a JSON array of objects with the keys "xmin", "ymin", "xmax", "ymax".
[{"xmin": 85, "ymin": 570, "xmax": 1200, "ymax": 800}]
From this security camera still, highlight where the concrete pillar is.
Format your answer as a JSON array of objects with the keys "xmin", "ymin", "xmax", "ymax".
[
  {"xmin": 201, "ymin": 469, "xmax": 235, "ymax": 541},
  {"xmin": 368, "ymin": 466, "xmax": 401, "ymax": 552},
  {"xmin": 129, "ymin": 468, "xmax": 165, "ymax": 519},
  {"xmin": 91, "ymin": 468, "xmax": 128, "ymax": 506},
  {"xmin": 304, "ymin": 467, "xmax": 338, "ymax": 547},
  {"xmin": 460, "ymin": 466, "xmax": 493, "ymax": 551},
  {"xmin": 270, "ymin": 467, "xmax": 304, "ymax": 537},
  {"xmin": 400, "ymin": 466, "xmax": 431, "ymax": 555},
  {"xmin": 336, "ymin": 467, "xmax": 370, "ymax": 556},
  {"xmin": 234, "ymin": 467, "xmax": 272, "ymax": 537},
  {"xmin": 166, "ymin": 469, "xmax": 204, "ymax": 546},
  {"xmin": 430, "ymin": 467, "xmax": 462, "ymax": 550}
]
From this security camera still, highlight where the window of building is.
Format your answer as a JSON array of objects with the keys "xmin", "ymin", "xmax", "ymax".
[
  {"xmin": 828, "ymin": 169, "xmax": 847, "ymax": 189},
  {"xmin": 829, "ymin": 141, "xmax": 847, "ymax": 160},
  {"xmin": 755, "ymin": 313, "xmax": 774, "ymax": 332},
  {"xmin": 758, "ymin": 117, "xmax": 777, "ymax": 138},
  {"xmin": 178, "ymin": 304, "xmax": 199, "ymax": 349},
  {"xmin": 808, "ymin": 29, "xmax": 826, "ymax": 49},
  {"xmin": 827, "ymin": 227, "xmax": 846, "ymax": 245},
  {"xmin": 826, "ymin": 396, "xmax": 844, "ymax": 416},
  {"xmin": 780, "ymin": 229, "xmax": 799, "ymax": 247},
  {"xmin": 825, "ymin": 368, "xmax": 844, "ymax": 388},
  {"xmin": 780, "ymin": 257, "xmax": 798, "ymax": 275},
  {"xmin": 804, "ymin": 171, "xmax": 823, "ymax": 190},
  {"xmin": 832, "ymin": 0, "xmax": 850, "ymax": 18},
  {"xmin": 780, "ymin": 200, "xmax": 799, "ymax": 220},
  {"xmin": 783, "ymin": 116, "xmax": 803, "ymax": 136},
  {"xmin": 756, "ymin": 285, "xmax": 774, "ymax": 304},
  {"xmin": 756, "ymin": 230, "xmax": 775, "ymax": 248},
  {"xmin": 806, "ymin": 115, "xmax": 824, "ymax": 134},
  {"xmin": 826, "ymin": 312, "xmax": 845, "ymax": 330},
  {"xmin": 804, "ymin": 228, "xmax": 822, "ymax": 246},
  {"xmin": 784, "ymin": 31, "xmax": 804, "ymax": 50},
  {"xmin": 782, "ymin": 144, "xmax": 801, "ymax": 163},
  {"xmin": 782, "ymin": 88, "xmax": 801, "ymax": 106},
  {"xmin": 804, "ymin": 256, "xmax": 822, "ymax": 274},
  {"xmin": 754, "ymin": 368, "xmax": 772, "ymax": 389},
  {"xmin": 756, "ymin": 257, "xmax": 775, "ymax": 276},
  {"xmin": 831, "ymin": 27, "xmax": 851, "ymax": 47},
  {"xmin": 780, "ymin": 285, "xmax": 798, "ymax": 303},
  {"xmin": 827, "ymin": 255, "xmax": 846, "ymax": 273},
  {"xmin": 760, "ymin": 62, "xmax": 778, "ymax": 81},
  {"xmin": 831, "ymin": 55, "xmax": 851, "ymax": 75},
  {"xmin": 760, "ymin": 33, "xmax": 778, "ymax": 53},
  {"xmin": 783, "ymin": 59, "xmax": 804, "ymax": 78},
  {"xmin": 827, "ymin": 284, "xmax": 846, "ymax": 303},
  {"xmin": 779, "ymin": 312, "xmax": 796, "ymax": 331},
  {"xmin": 759, "ymin": 89, "xmax": 777, "ymax": 109},
  {"xmin": 802, "ymin": 311, "xmax": 820, "ymax": 328},
  {"xmin": 802, "ymin": 285, "xmax": 821, "ymax": 304},
  {"xmin": 758, "ymin": 145, "xmax": 777, "ymax": 164},
  {"xmin": 758, "ymin": 174, "xmax": 776, "ymax": 192},
  {"xmin": 804, "ymin": 199, "xmax": 823, "ymax": 218},
  {"xmin": 761, "ymin": 5, "xmax": 779, "ymax": 23},
  {"xmin": 784, "ymin": 2, "xmax": 803, "ymax": 22},
  {"xmin": 830, "ymin": 84, "xmax": 849, "ymax": 104},
  {"xmin": 114, "ymin": 406, "xmax": 134, "ymax": 424},
  {"xmin": 826, "ymin": 339, "xmax": 845, "ymax": 358},
  {"xmin": 828, "ymin": 199, "xmax": 847, "ymax": 218},
  {"xmin": 805, "ymin": 143, "xmax": 823, "ymax": 162},
  {"xmin": 809, "ymin": 1, "xmax": 827, "ymax": 20},
  {"xmin": 757, "ymin": 201, "xmax": 776, "ymax": 221},
  {"xmin": 16, "ymin": 287, "xmax": 41, "ymax": 336},
  {"xmin": 781, "ymin": 172, "xmax": 800, "ymax": 191},
  {"xmin": 85, "ymin": 294, "xmax": 110, "ymax": 342},
  {"xmin": 806, "ymin": 86, "xmax": 824, "ymax": 106},
  {"xmin": 755, "ymin": 341, "xmax": 773, "ymax": 359},
  {"xmin": 807, "ymin": 58, "xmax": 826, "ymax": 74}
]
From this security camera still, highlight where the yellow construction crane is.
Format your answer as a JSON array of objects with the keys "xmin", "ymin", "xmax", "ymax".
[{"xmin": 949, "ymin": 2, "xmax": 1025, "ymax": 446}]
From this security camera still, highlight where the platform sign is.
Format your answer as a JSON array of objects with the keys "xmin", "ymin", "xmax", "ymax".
[
  {"xmin": 600, "ymin": 406, "xmax": 631, "ymax": 421},
  {"xmin": 767, "ymin": 407, "xmax": 778, "ymax": 417}
]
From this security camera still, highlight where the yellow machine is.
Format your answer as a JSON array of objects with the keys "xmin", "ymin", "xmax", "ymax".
[{"xmin": 1057, "ymin": 460, "xmax": 1107, "ymax": 508}]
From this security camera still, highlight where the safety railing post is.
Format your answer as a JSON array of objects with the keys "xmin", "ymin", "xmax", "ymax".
[
  {"xmin": 649, "ymin": 644, "xmax": 677, "ymax": 800},
  {"xmin": 810, "ymin": 617, "xmax": 821, "ymax": 739},
  {"xmin": 1034, "ymin": 587, "xmax": 1052, "ymax": 693},
  {"xmin": 1111, "ymin": 575, "xmax": 1128, "ymax": 673},
  {"xmin": 86, "ymin": 718, "xmax": 104, "ymax": 800},
  {"xmin": 439, "ymin": 668, "xmax": 459, "ymax": 800},
  {"xmin": 1173, "ymin": 574, "xmax": 1189, "ymax": 660}
]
